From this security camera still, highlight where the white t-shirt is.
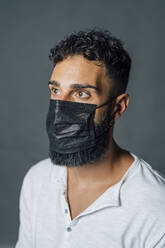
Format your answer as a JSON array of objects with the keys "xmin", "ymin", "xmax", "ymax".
[{"xmin": 15, "ymin": 152, "xmax": 165, "ymax": 248}]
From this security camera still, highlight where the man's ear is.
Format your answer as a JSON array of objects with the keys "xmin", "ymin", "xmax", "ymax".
[{"xmin": 112, "ymin": 93, "xmax": 130, "ymax": 121}]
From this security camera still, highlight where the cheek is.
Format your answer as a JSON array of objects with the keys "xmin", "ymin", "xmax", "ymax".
[
  {"xmin": 94, "ymin": 106, "xmax": 112, "ymax": 125},
  {"xmin": 94, "ymin": 108, "xmax": 105, "ymax": 124}
]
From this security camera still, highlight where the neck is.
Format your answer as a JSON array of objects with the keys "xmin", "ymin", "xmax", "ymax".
[{"xmin": 67, "ymin": 133, "xmax": 134, "ymax": 189}]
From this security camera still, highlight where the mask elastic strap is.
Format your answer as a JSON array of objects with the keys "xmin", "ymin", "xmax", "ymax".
[{"xmin": 96, "ymin": 96, "xmax": 118, "ymax": 109}]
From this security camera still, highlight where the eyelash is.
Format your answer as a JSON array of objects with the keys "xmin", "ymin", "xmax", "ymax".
[
  {"xmin": 50, "ymin": 87, "xmax": 90, "ymax": 99},
  {"xmin": 76, "ymin": 90, "xmax": 90, "ymax": 98},
  {"xmin": 51, "ymin": 87, "xmax": 60, "ymax": 95}
]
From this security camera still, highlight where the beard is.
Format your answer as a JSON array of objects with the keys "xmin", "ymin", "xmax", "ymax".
[{"xmin": 47, "ymin": 104, "xmax": 113, "ymax": 168}]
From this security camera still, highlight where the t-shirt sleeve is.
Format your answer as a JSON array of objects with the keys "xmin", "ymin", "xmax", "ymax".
[{"xmin": 15, "ymin": 169, "xmax": 33, "ymax": 248}]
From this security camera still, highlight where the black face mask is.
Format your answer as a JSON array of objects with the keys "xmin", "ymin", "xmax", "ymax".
[{"xmin": 46, "ymin": 97, "xmax": 116, "ymax": 155}]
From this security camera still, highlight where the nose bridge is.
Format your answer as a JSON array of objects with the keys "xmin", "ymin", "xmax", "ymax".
[{"xmin": 60, "ymin": 87, "xmax": 71, "ymax": 101}]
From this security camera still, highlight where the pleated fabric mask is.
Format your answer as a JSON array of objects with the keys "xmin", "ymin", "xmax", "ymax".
[{"xmin": 46, "ymin": 98, "xmax": 116, "ymax": 154}]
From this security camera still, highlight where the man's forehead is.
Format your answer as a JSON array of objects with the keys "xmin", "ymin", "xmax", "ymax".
[{"xmin": 50, "ymin": 55, "xmax": 111, "ymax": 93}]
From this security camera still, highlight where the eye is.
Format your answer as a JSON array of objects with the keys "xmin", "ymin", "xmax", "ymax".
[
  {"xmin": 51, "ymin": 87, "xmax": 61, "ymax": 96},
  {"xmin": 77, "ymin": 91, "xmax": 90, "ymax": 99}
]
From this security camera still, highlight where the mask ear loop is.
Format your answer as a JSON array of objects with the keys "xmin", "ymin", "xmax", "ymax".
[
  {"xmin": 96, "ymin": 96, "xmax": 118, "ymax": 109},
  {"xmin": 96, "ymin": 96, "xmax": 118, "ymax": 127}
]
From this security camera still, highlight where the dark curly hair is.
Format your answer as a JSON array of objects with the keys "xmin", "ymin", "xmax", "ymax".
[{"xmin": 49, "ymin": 28, "xmax": 131, "ymax": 96}]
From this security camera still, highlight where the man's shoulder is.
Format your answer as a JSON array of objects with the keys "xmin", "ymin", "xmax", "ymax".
[
  {"xmin": 24, "ymin": 157, "xmax": 52, "ymax": 181},
  {"xmin": 21, "ymin": 157, "xmax": 62, "ymax": 191},
  {"xmin": 128, "ymin": 154, "xmax": 165, "ymax": 213},
  {"xmin": 138, "ymin": 156, "xmax": 165, "ymax": 192}
]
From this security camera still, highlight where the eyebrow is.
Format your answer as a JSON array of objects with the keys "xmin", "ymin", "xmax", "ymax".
[{"xmin": 48, "ymin": 80, "xmax": 101, "ymax": 94}]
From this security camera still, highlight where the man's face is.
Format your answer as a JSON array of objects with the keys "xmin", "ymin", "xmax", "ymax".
[
  {"xmin": 47, "ymin": 55, "xmax": 115, "ymax": 167},
  {"xmin": 49, "ymin": 55, "xmax": 113, "ymax": 124}
]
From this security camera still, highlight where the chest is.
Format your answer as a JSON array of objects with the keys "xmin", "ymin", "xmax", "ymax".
[{"xmin": 66, "ymin": 185, "xmax": 111, "ymax": 220}]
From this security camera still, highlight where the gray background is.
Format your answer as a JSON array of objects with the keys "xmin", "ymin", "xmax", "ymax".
[{"xmin": 0, "ymin": 0, "xmax": 165, "ymax": 246}]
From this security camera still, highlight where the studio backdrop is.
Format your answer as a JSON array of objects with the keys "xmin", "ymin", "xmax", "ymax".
[{"xmin": 0, "ymin": 0, "xmax": 165, "ymax": 245}]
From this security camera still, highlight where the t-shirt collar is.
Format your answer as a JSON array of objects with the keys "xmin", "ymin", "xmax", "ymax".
[{"xmin": 51, "ymin": 152, "xmax": 139, "ymax": 211}]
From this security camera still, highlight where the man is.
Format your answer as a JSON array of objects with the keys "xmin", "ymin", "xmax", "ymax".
[{"xmin": 15, "ymin": 28, "xmax": 165, "ymax": 248}]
